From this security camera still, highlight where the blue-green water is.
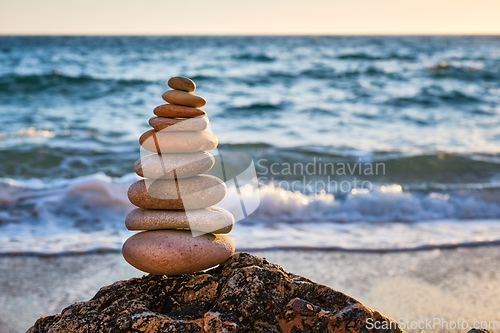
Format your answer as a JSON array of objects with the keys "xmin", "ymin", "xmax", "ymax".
[{"xmin": 1, "ymin": 36, "xmax": 500, "ymax": 254}]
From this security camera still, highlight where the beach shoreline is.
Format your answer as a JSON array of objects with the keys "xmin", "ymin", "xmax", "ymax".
[{"xmin": 1, "ymin": 246, "xmax": 499, "ymax": 333}]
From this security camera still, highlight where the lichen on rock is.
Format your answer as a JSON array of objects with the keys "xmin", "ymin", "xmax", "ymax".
[{"xmin": 27, "ymin": 252, "xmax": 405, "ymax": 333}]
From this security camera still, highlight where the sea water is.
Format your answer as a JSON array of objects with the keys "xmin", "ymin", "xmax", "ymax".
[{"xmin": 1, "ymin": 36, "xmax": 500, "ymax": 254}]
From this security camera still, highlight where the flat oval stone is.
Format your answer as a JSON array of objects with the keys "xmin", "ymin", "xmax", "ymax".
[
  {"xmin": 149, "ymin": 117, "xmax": 209, "ymax": 132},
  {"xmin": 168, "ymin": 76, "xmax": 196, "ymax": 92},
  {"xmin": 153, "ymin": 104, "xmax": 206, "ymax": 118},
  {"xmin": 139, "ymin": 129, "xmax": 218, "ymax": 153},
  {"xmin": 134, "ymin": 151, "xmax": 214, "ymax": 179},
  {"xmin": 162, "ymin": 90, "xmax": 206, "ymax": 108},
  {"xmin": 125, "ymin": 207, "xmax": 235, "ymax": 234},
  {"xmin": 127, "ymin": 175, "xmax": 227, "ymax": 210},
  {"xmin": 122, "ymin": 230, "xmax": 235, "ymax": 275}
]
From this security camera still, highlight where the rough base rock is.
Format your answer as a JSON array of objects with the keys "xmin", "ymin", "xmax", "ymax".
[{"xmin": 27, "ymin": 252, "xmax": 405, "ymax": 333}]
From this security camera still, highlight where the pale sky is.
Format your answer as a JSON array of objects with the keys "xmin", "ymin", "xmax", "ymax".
[{"xmin": 0, "ymin": 0, "xmax": 499, "ymax": 35}]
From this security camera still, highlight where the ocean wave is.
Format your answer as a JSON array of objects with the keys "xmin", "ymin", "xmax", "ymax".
[
  {"xmin": 267, "ymin": 66, "xmax": 396, "ymax": 81},
  {"xmin": 378, "ymin": 153, "xmax": 500, "ymax": 183},
  {"xmin": 236, "ymin": 148, "xmax": 500, "ymax": 184},
  {"xmin": 427, "ymin": 66, "xmax": 500, "ymax": 81},
  {"xmin": 386, "ymin": 88, "xmax": 482, "ymax": 108},
  {"xmin": 2, "ymin": 141, "xmax": 500, "ymax": 184},
  {"xmin": 298, "ymin": 66, "xmax": 391, "ymax": 79},
  {"xmin": 0, "ymin": 173, "xmax": 136, "ymax": 253},
  {"xmin": 187, "ymin": 75, "xmax": 215, "ymax": 82},
  {"xmin": 218, "ymin": 102, "xmax": 286, "ymax": 116},
  {"xmin": 337, "ymin": 52, "xmax": 417, "ymax": 61},
  {"xmin": 0, "ymin": 73, "xmax": 151, "ymax": 94},
  {"xmin": 0, "ymin": 146, "xmax": 138, "ymax": 179},
  {"xmin": 232, "ymin": 53, "xmax": 275, "ymax": 62},
  {"xmin": 248, "ymin": 183, "xmax": 500, "ymax": 222},
  {"xmin": 0, "ymin": 172, "xmax": 134, "ymax": 204},
  {"xmin": 1, "ymin": 173, "xmax": 500, "ymax": 254},
  {"xmin": 0, "ymin": 173, "xmax": 500, "ymax": 223}
]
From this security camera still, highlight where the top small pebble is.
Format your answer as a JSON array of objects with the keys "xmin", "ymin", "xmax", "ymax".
[{"xmin": 168, "ymin": 76, "xmax": 196, "ymax": 92}]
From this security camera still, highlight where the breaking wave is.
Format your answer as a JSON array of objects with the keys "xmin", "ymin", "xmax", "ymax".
[{"xmin": 1, "ymin": 173, "xmax": 500, "ymax": 254}]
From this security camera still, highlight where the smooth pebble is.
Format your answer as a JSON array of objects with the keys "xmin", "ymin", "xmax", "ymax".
[
  {"xmin": 127, "ymin": 175, "xmax": 227, "ymax": 210},
  {"xmin": 122, "ymin": 230, "xmax": 235, "ymax": 275},
  {"xmin": 153, "ymin": 104, "xmax": 206, "ymax": 118},
  {"xmin": 168, "ymin": 76, "xmax": 196, "ymax": 92},
  {"xmin": 139, "ymin": 129, "xmax": 218, "ymax": 153},
  {"xmin": 162, "ymin": 90, "xmax": 206, "ymax": 108},
  {"xmin": 148, "ymin": 117, "xmax": 209, "ymax": 132},
  {"xmin": 125, "ymin": 207, "xmax": 235, "ymax": 234},
  {"xmin": 134, "ymin": 151, "xmax": 214, "ymax": 179}
]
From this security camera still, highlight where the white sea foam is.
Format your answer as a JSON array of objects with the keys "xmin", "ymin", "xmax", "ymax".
[
  {"xmin": 0, "ymin": 127, "xmax": 55, "ymax": 140},
  {"xmin": 246, "ymin": 183, "xmax": 500, "ymax": 222}
]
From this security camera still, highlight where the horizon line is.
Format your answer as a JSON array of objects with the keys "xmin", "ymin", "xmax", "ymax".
[{"xmin": 1, "ymin": 33, "xmax": 500, "ymax": 37}]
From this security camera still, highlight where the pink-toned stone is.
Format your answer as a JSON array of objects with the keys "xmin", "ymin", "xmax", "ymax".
[
  {"xmin": 122, "ymin": 230, "xmax": 235, "ymax": 275},
  {"xmin": 127, "ymin": 175, "xmax": 227, "ymax": 210},
  {"xmin": 125, "ymin": 207, "xmax": 235, "ymax": 234}
]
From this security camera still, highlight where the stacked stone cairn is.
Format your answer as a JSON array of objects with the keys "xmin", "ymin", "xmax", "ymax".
[{"xmin": 122, "ymin": 76, "xmax": 235, "ymax": 275}]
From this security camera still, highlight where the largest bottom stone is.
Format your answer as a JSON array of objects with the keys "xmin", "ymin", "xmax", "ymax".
[{"xmin": 122, "ymin": 230, "xmax": 235, "ymax": 275}]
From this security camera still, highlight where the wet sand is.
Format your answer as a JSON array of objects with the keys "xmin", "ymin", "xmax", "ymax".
[{"xmin": 1, "ymin": 247, "xmax": 499, "ymax": 333}]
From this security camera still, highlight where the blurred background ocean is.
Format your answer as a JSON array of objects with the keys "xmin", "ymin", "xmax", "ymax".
[{"xmin": 1, "ymin": 35, "xmax": 500, "ymax": 254}]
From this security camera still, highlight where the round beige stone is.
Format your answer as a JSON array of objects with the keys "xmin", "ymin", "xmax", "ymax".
[
  {"xmin": 139, "ymin": 129, "xmax": 218, "ymax": 153},
  {"xmin": 153, "ymin": 104, "xmax": 206, "ymax": 118},
  {"xmin": 134, "ymin": 151, "xmax": 215, "ymax": 179},
  {"xmin": 122, "ymin": 230, "xmax": 235, "ymax": 275},
  {"xmin": 125, "ymin": 207, "xmax": 235, "ymax": 234},
  {"xmin": 127, "ymin": 175, "xmax": 227, "ymax": 210},
  {"xmin": 162, "ymin": 90, "xmax": 206, "ymax": 108},
  {"xmin": 168, "ymin": 76, "xmax": 196, "ymax": 92},
  {"xmin": 149, "ymin": 117, "xmax": 209, "ymax": 132}
]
